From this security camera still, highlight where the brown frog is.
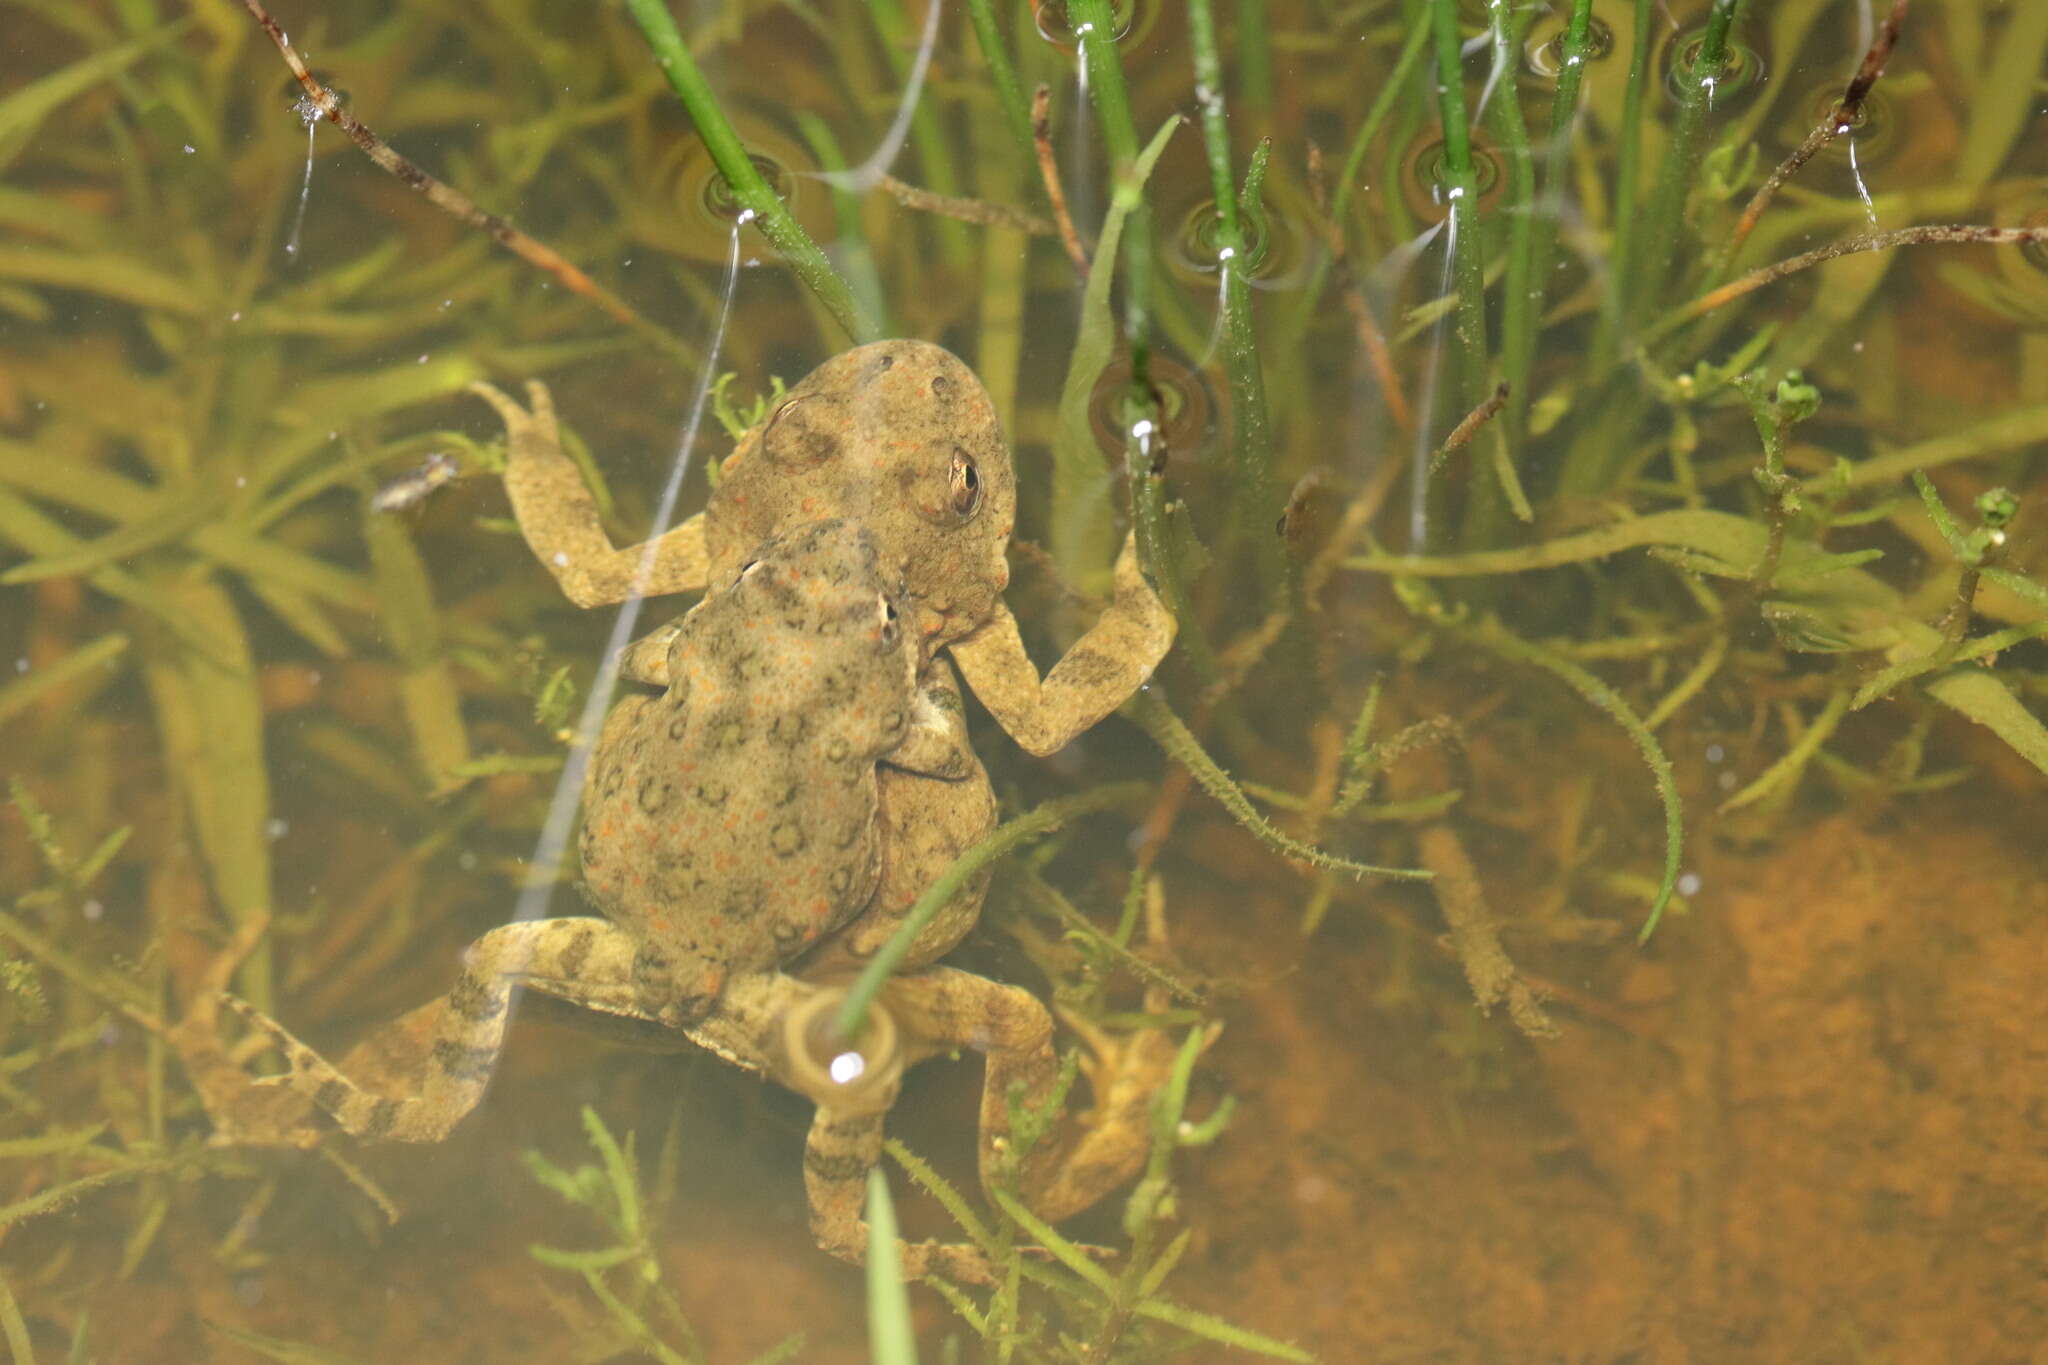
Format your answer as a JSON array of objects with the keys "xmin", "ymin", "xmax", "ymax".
[
  {"xmin": 227, "ymin": 344, "xmax": 1179, "ymax": 1281},
  {"xmin": 476, "ymin": 344, "xmax": 1182, "ymax": 1274}
]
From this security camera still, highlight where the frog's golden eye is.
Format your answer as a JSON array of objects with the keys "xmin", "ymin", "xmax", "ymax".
[{"xmin": 948, "ymin": 448, "xmax": 981, "ymax": 519}]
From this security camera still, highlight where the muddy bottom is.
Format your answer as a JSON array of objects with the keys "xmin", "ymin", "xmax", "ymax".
[{"xmin": 46, "ymin": 788, "xmax": 2048, "ymax": 1364}]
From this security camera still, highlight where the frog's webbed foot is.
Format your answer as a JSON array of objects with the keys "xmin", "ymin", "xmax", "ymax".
[
  {"xmin": 222, "ymin": 918, "xmax": 640, "ymax": 1142},
  {"xmin": 950, "ymin": 533, "xmax": 1177, "ymax": 758},
  {"xmin": 471, "ymin": 379, "xmax": 709, "ymax": 608},
  {"xmin": 162, "ymin": 912, "xmax": 330, "ymax": 1150}
]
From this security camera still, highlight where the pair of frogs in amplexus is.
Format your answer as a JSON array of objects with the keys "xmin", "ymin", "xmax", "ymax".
[{"xmin": 224, "ymin": 340, "xmax": 1183, "ymax": 1283}]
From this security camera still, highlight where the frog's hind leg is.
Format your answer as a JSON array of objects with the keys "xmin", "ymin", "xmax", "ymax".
[
  {"xmin": 801, "ymin": 1107, "xmax": 1001, "ymax": 1285},
  {"xmin": 879, "ymin": 967, "xmax": 1177, "ymax": 1224},
  {"xmin": 471, "ymin": 380, "xmax": 709, "ymax": 607},
  {"xmin": 224, "ymin": 918, "xmax": 638, "ymax": 1142}
]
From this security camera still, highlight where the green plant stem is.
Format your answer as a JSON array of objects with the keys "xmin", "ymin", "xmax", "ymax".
[
  {"xmin": 1236, "ymin": 0, "xmax": 1273, "ymax": 112},
  {"xmin": 1590, "ymin": 0, "xmax": 1659, "ymax": 374},
  {"xmin": 622, "ymin": 0, "xmax": 877, "ymax": 343},
  {"xmin": 1189, "ymin": 0, "xmax": 1284, "ymax": 585},
  {"xmin": 832, "ymin": 784, "xmax": 1151, "ymax": 1042},
  {"xmin": 962, "ymin": 0, "xmax": 1034, "ymax": 161},
  {"xmin": 1069, "ymin": 0, "xmax": 1154, "ymax": 379},
  {"xmin": 1628, "ymin": 0, "xmax": 1746, "ymax": 334},
  {"xmin": 1429, "ymin": 0, "xmax": 1501, "ymax": 543},
  {"xmin": 1488, "ymin": 0, "xmax": 1544, "ymax": 461},
  {"xmin": 1516, "ymin": 0, "xmax": 1595, "ymax": 418}
]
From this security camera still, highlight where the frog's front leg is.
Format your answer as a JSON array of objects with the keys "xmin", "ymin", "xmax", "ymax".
[
  {"xmin": 223, "ymin": 918, "xmax": 639, "ymax": 1141},
  {"xmin": 471, "ymin": 380, "xmax": 709, "ymax": 607},
  {"xmin": 885, "ymin": 657, "xmax": 977, "ymax": 781},
  {"xmin": 950, "ymin": 534, "xmax": 1176, "ymax": 757}
]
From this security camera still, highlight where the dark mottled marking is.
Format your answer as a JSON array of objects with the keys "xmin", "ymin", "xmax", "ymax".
[
  {"xmin": 769, "ymin": 821, "xmax": 807, "ymax": 857},
  {"xmin": 314, "ymin": 1079, "xmax": 349, "ymax": 1112},
  {"xmin": 447, "ymin": 972, "xmax": 506, "ymax": 1022},
  {"xmin": 825, "ymin": 737, "xmax": 851, "ymax": 762},
  {"xmin": 431, "ymin": 1038, "xmax": 498, "ymax": 1083},
  {"xmin": 770, "ymin": 714, "xmax": 807, "ymax": 746},
  {"xmin": 667, "ymin": 712, "xmax": 689, "ymax": 740},
  {"xmin": 361, "ymin": 1098, "xmax": 401, "ymax": 1138},
  {"xmin": 1053, "ymin": 649, "xmax": 1127, "ymax": 690},
  {"xmin": 559, "ymin": 925, "xmax": 596, "ymax": 981},
  {"xmin": 636, "ymin": 774, "xmax": 670, "ymax": 813},
  {"xmin": 695, "ymin": 781, "xmax": 729, "ymax": 808},
  {"xmin": 804, "ymin": 1146, "xmax": 875, "ymax": 1182}
]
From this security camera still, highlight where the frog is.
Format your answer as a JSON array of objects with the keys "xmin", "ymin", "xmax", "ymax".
[
  {"xmin": 225, "ymin": 345, "xmax": 1180, "ymax": 1281},
  {"xmin": 471, "ymin": 345, "xmax": 1183, "ymax": 1266}
]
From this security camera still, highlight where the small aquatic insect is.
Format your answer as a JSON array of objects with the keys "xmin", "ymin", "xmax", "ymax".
[{"xmin": 370, "ymin": 451, "xmax": 459, "ymax": 512}]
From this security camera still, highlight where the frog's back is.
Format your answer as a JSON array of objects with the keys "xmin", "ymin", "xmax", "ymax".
[{"xmin": 579, "ymin": 521, "xmax": 915, "ymax": 1009}]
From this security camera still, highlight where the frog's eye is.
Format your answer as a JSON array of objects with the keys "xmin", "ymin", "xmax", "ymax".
[
  {"xmin": 948, "ymin": 448, "xmax": 981, "ymax": 519},
  {"xmin": 878, "ymin": 597, "xmax": 899, "ymax": 647}
]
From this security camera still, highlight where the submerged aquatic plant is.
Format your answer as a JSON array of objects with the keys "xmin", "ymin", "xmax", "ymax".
[{"xmin": 2, "ymin": 0, "xmax": 2046, "ymax": 1358}]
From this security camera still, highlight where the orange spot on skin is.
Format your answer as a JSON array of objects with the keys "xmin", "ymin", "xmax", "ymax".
[{"xmin": 812, "ymin": 898, "xmax": 831, "ymax": 917}]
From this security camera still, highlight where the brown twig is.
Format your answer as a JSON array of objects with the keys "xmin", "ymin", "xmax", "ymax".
[
  {"xmin": 236, "ymin": 0, "xmax": 689, "ymax": 363},
  {"xmin": 1724, "ymin": 0, "xmax": 1911, "ymax": 261},
  {"xmin": 876, "ymin": 174, "xmax": 1055, "ymax": 236},
  {"xmin": 1679, "ymin": 224, "xmax": 2048, "ymax": 325},
  {"xmin": 1307, "ymin": 140, "xmax": 1415, "ymax": 433},
  {"xmin": 1428, "ymin": 382, "xmax": 1511, "ymax": 475},
  {"xmin": 1031, "ymin": 84, "xmax": 1090, "ymax": 276}
]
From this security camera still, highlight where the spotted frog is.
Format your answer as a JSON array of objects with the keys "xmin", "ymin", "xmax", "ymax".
[{"xmin": 226, "ymin": 346, "xmax": 1179, "ymax": 1282}]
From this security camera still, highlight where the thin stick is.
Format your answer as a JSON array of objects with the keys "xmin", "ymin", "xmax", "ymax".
[
  {"xmin": 1428, "ymin": 382, "xmax": 1511, "ymax": 474},
  {"xmin": 235, "ymin": 0, "xmax": 688, "ymax": 364},
  {"xmin": 1031, "ymin": 85, "xmax": 1090, "ymax": 275},
  {"xmin": 1724, "ymin": 0, "xmax": 1911, "ymax": 261},
  {"xmin": 875, "ymin": 174, "xmax": 1054, "ymax": 235},
  {"xmin": 1673, "ymin": 224, "xmax": 2048, "ymax": 327}
]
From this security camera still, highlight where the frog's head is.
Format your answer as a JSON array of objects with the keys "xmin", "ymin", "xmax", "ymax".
[
  {"xmin": 704, "ymin": 519, "xmax": 918, "ymax": 737},
  {"xmin": 707, "ymin": 340, "xmax": 1016, "ymax": 659}
]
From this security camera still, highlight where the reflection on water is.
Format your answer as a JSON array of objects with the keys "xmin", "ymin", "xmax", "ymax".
[{"xmin": 2, "ymin": 0, "xmax": 2045, "ymax": 1359}]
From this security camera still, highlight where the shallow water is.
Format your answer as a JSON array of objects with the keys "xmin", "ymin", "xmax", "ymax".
[{"xmin": 2, "ymin": 1, "xmax": 2046, "ymax": 1361}]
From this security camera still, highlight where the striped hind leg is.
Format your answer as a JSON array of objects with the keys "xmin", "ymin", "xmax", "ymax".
[{"xmin": 223, "ymin": 918, "xmax": 637, "ymax": 1142}]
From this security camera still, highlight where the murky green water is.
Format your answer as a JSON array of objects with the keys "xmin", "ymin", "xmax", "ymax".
[{"xmin": 3, "ymin": 1, "xmax": 2046, "ymax": 1360}]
